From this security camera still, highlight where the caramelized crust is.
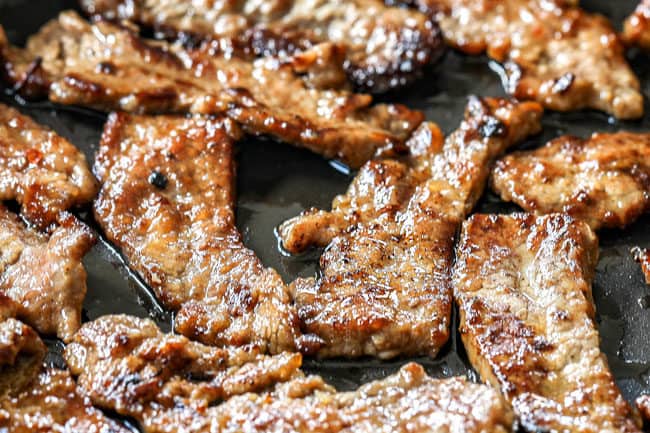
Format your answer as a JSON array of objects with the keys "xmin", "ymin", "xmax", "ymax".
[
  {"xmin": 492, "ymin": 132, "xmax": 650, "ymax": 230},
  {"xmin": 454, "ymin": 213, "xmax": 642, "ymax": 432},
  {"xmin": 93, "ymin": 112, "xmax": 309, "ymax": 353},
  {"xmin": 0, "ymin": 103, "xmax": 97, "ymax": 228},
  {"xmin": 65, "ymin": 315, "xmax": 513, "ymax": 433},
  {"xmin": 80, "ymin": 0, "xmax": 443, "ymax": 93},
  {"xmin": 0, "ymin": 206, "xmax": 95, "ymax": 342},
  {"xmin": 0, "ymin": 312, "xmax": 129, "ymax": 432},
  {"xmin": 0, "ymin": 11, "xmax": 423, "ymax": 168},
  {"xmin": 405, "ymin": 0, "xmax": 642, "ymax": 119},
  {"xmin": 0, "ymin": 302, "xmax": 45, "ymax": 394},
  {"xmin": 280, "ymin": 97, "xmax": 543, "ymax": 358},
  {"xmin": 623, "ymin": 0, "xmax": 650, "ymax": 50}
]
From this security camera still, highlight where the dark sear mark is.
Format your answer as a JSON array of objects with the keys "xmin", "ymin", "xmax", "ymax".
[{"xmin": 148, "ymin": 171, "xmax": 168, "ymax": 189}]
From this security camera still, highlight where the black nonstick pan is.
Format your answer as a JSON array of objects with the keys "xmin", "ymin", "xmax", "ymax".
[{"xmin": 1, "ymin": 0, "xmax": 649, "ymax": 430}]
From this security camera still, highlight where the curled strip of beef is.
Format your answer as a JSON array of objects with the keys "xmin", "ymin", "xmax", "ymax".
[
  {"xmin": 624, "ymin": 0, "xmax": 650, "ymax": 50},
  {"xmin": 0, "ymin": 205, "xmax": 95, "ymax": 342},
  {"xmin": 453, "ymin": 213, "xmax": 642, "ymax": 433},
  {"xmin": 0, "ymin": 311, "xmax": 130, "ymax": 432},
  {"xmin": 93, "ymin": 112, "xmax": 310, "ymax": 354},
  {"xmin": 397, "ymin": 0, "xmax": 642, "ymax": 119},
  {"xmin": 491, "ymin": 132, "xmax": 650, "ymax": 230},
  {"xmin": 64, "ymin": 314, "xmax": 513, "ymax": 433},
  {"xmin": 80, "ymin": 0, "xmax": 444, "ymax": 93},
  {"xmin": 0, "ymin": 11, "xmax": 423, "ymax": 169},
  {"xmin": 280, "ymin": 97, "xmax": 543, "ymax": 359},
  {"xmin": 0, "ymin": 103, "xmax": 97, "ymax": 228}
]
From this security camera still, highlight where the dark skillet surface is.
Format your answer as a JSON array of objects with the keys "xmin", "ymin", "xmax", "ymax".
[{"xmin": 1, "ymin": 0, "xmax": 650, "ymax": 428}]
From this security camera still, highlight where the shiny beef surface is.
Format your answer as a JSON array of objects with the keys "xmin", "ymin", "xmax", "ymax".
[
  {"xmin": 401, "ymin": 0, "xmax": 643, "ymax": 119},
  {"xmin": 280, "ymin": 97, "xmax": 543, "ymax": 359},
  {"xmin": 0, "ymin": 103, "xmax": 97, "ymax": 228},
  {"xmin": 80, "ymin": 0, "xmax": 444, "ymax": 93},
  {"xmin": 0, "ymin": 11, "xmax": 424, "ymax": 168},
  {"xmin": 0, "ymin": 206, "xmax": 95, "ymax": 342},
  {"xmin": 0, "ymin": 307, "xmax": 130, "ymax": 433},
  {"xmin": 93, "ymin": 112, "xmax": 310, "ymax": 354},
  {"xmin": 454, "ymin": 213, "xmax": 642, "ymax": 433},
  {"xmin": 491, "ymin": 132, "xmax": 650, "ymax": 230},
  {"xmin": 64, "ymin": 315, "xmax": 513, "ymax": 433}
]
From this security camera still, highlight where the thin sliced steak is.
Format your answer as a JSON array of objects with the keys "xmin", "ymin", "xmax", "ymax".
[
  {"xmin": 93, "ymin": 112, "xmax": 311, "ymax": 353},
  {"xmin": 80, "ymin": 0, "xmax": 444, "ymax": 93},
  {"xmin": 0, "ymin": 103, "xmax": 97, "ymax": 228},
  {"xmin": 397, "ymin": 0, "xmax": 642, "ymax": 119},
  {"xmin": 280, "ymin": 97, "xmax": 543, "ymax": 358},
  {"xmin": 491, "ymin": 132, "xmax": 650, "ymax": 230},
  {"xmin": 0, "ymin": 11, "xmax": 423, "ymax": 168},
  {"xmin": 64, "ymin": 314, "xmax": 513, "ymax": 433},
  {"xmin": 453, "ymin": 213, "xmax": 642, "ymax": 432},
  {"xmin": 0, "ymin": 206, "xmax": 95, "ymax": 342}
]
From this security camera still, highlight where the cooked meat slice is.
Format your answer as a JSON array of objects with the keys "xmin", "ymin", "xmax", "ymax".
[
  {"xmin": 491, "ymin": 132, "xmax": 650, "ymax": 230},
  {"xmin": 0, "ymin": 11, "xmax": 423, "ymax": 169},
  {"xmin": 0, "ymin": 206, "xmax": 95, "ymax": 342},
  {"xmin": 93, "ymin": 112, "xmax": 309, "ymax": 353},
  {"xmin": 64, "ymin": 315, "xmax": 306, "ymax": 413},
  {"xmin": 453, "ymin": 213, "xmax": 642, "ymax": 433},
  {"xmin": 65, "ymin": 315, "xmax": 513, "ymax": 433},
  {"xmin": 0, "ymin": 103, "xmax": 97, "ymax": 228},
  {"xmin": 0, "ymin": 305, "xmax": 45, "ymax": 393},
  {"xmin": 0, "ymin": 312, "xmax": 130, "ymax": 432},
  {"xmin": 0, "ymin": 368, "xmax": 132, "ymax": 433},
  {"xmin": 633, "ymin": 247, "xmax": 650, "ymax": 284},
  {"xmin": 80, "ymin": 0, "xmax": 444, "ymax": 94},
  {"xmin": 401, "ymin": 0, "xmax": 642, "ymax": 119},
  {"xmin": 624, "ymin": 0, "xmax": 650, "ymax": 50},
  {"xmin": 281, "ymin": 98, "xmax": 543, "ymax": 358}
]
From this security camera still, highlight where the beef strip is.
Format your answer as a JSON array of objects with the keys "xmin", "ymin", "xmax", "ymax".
[
  {"xmin": 0, "ymin": 11, "xmax": 423, "ymax": 169},
  {"xmin": 280, "ymin": 97, "xmax": 543, "ymax": 358},
  {"xmin": 491, "ymin": 132, "xmax": 650, "ymax": 230},
  {"xmin": 0, "ymin": 205, "xmax": 95, "ymax": 342},
  {"xmin": 397, "ymin": 0, "xmax": 642, "ymax": 119},
  {"xmin": 453, "ymin": 213, "xmax": 642, "ymax": 433},
  {"xmin": 0, "ymin": 102, "xmax": 97, "ymax": 228},
  {"xmin": 65, "ymin": 314, "xmax": 513, "ymax": 433},
  {"xmin": 624, "ymin": 0, "xmax": 650, "ymax": 51},
  {"xmin": 633, "ymin": 247, "xmax": 650, "ymax": 284},
  {"xmin": 80, "ymin": 0, "xmax": 444, "ymax": 93},
  {"xmin": 93, "ymin": 112, "xmax": 312, "ymax": 354},
  {"xmin": 0, "ymin": 310, "xmax": 130, "ymax": 432}
]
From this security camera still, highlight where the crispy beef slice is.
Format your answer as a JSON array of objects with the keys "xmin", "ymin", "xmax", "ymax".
[
  {"xmin": 80, "ymin": 0, "xmax": 444, "ymax": 93},
  {"xmin": 401, "ymin": 0, "xmax": 642, "ymax": 119},
  {"xmin": 0, "ymin": 11, "xmax": 423, "ymax": 168},
  {"xmin": 65, "ymin": 314, "xmax": 513, "ymax": 433},
  {"xmin": 624, "ymin": 0, "xmax": 650, "ymax": 50},
  {"xmin": 0, "ymin": 206, "xmax": 95, "ymax": 342},
  {"xmin": 0, "ymin": 103, "xmax": 97, "ymax": 228},
  {"xmin": 0, "ymin": 312, "xmax": 129, "ymax": 432},
  {"xmin": 280, "ymin": 97, "xmax": 543, "ymax": 358},
  {"xmin": 453, "ymin": 213, "xmax": 642, "ymax": 432},
  {"xmin": 491, "ymin": 132, "xmax": 650, "ymax": 230},
  {"xmin": 93, "ymin": 112, "xmax": 309, "ymax": 353}
]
